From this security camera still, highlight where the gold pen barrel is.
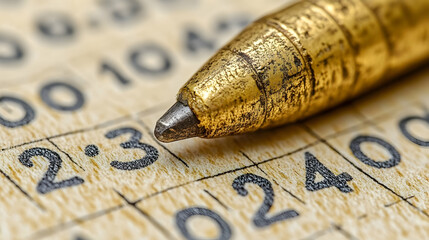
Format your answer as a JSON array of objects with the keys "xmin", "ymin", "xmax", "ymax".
[{"xmin": 178, "ymin": 0, "xmax": 429, "ymax": 138}]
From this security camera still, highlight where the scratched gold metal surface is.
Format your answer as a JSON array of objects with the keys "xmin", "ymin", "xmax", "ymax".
[{"xmin": 178, "ymin": 0, "xmax": 429, "ymax": 138}]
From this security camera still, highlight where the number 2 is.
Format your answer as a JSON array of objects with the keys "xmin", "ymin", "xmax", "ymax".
[
  {"xmin": 232, "ymin": 173, "xmax": 299, "ymax": 228},
  {"xmin": 18, "ymin": 147, "xmax": 84, "ymax": 194}
]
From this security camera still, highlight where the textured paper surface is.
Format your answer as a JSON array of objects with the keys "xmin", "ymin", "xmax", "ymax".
[{"xmin": 0, "ymin": 0, "xmax": 428, "ymax": 239}]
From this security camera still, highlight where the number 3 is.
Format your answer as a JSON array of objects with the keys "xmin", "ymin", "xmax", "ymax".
[{"xmin": 105, "ymin": 127, "xmax": 159, "ymax": 170}]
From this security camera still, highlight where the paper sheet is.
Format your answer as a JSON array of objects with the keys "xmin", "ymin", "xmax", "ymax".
[{"xmin": 0, "ymin": 0, "xmax": 428, "ymax": 239}]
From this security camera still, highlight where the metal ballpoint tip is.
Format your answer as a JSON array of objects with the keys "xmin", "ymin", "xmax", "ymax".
[{"xmin": 154, "ymin": 102, "xmax": 204, "ymax": 143}]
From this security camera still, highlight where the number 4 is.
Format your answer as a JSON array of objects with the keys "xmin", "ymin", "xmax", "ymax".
[{"xmin": 304, "ymin": 152, "xmax": 353, "ymax": 193}]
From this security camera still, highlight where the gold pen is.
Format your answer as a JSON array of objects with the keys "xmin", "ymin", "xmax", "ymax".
[{"xmin": 154, "ymin": 0, "xmax": 429, "ymax": 142}]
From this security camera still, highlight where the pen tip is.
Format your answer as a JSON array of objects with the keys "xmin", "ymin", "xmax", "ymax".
[{"xmin": 154, "ymin": 102, "xmax": 204, "ymax": 143}]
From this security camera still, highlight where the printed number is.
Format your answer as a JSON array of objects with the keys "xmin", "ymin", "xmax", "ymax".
[
  {"xmin": 232, "ymin": 173, "xmax": 299, "ymax": 227},
  {"xmin": 100, "ymin": 0, "xmax": 143, "ymax": 23},
  {"xmin": 216, "ymin": 16, "xmax": 251, "ymax": 32},
  {"xmin": 350, "ymin": 135, "xmax": 401, "ymax": 168},
  {"xmin": 40, "ymin": 82, "xmax": 85, "ymax": 112},
  {"xmin": 18, "ymin": 148, "xmax": 84, "ymax": 194},
  {"xmin": 128, "ymin": 44, "xmax": 172, "ymax": 76},
  {"xmin": 74, "ymin": 235, "xmax": 89, "ymax": 240},
  {"xmin": 0, "ymin": 96, "xmax": 35, "ymax": 128},
  {"xmin": 305, "ymin": 152, "xmax": 353, "ymax": 193},
  {"xmin": 176, "ymin": 207, "xmax": 232, "ymax": 240},
  {"xmin": 105, "ymin": 127, "xmax": 159, "ymax": 170},
  {"xmin": 0, "ymin": 33, "xmax": 24, "ymax": 63},
  {"xmin": 185, "ymin": 29, "xmax": 215, "ymax": 53},
  {"xmin": 101, "ymin": 61, "xmax": 131, "ymax": 85},
  {"xmin": 399, "ymin": 114, "xmax": 429, "ymax": 147},
  {"xmin": 184, "ymin": 16, "xmax": 251, "ymax": 54},
  {"xmin": 36, "ymin": 13, "xmax": 75, "ymax": 40}
]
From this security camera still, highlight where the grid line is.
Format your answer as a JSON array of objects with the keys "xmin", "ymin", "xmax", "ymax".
[{"xmin": 302, "ymin": 124, "xmax": 429, "ymax": 218}]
